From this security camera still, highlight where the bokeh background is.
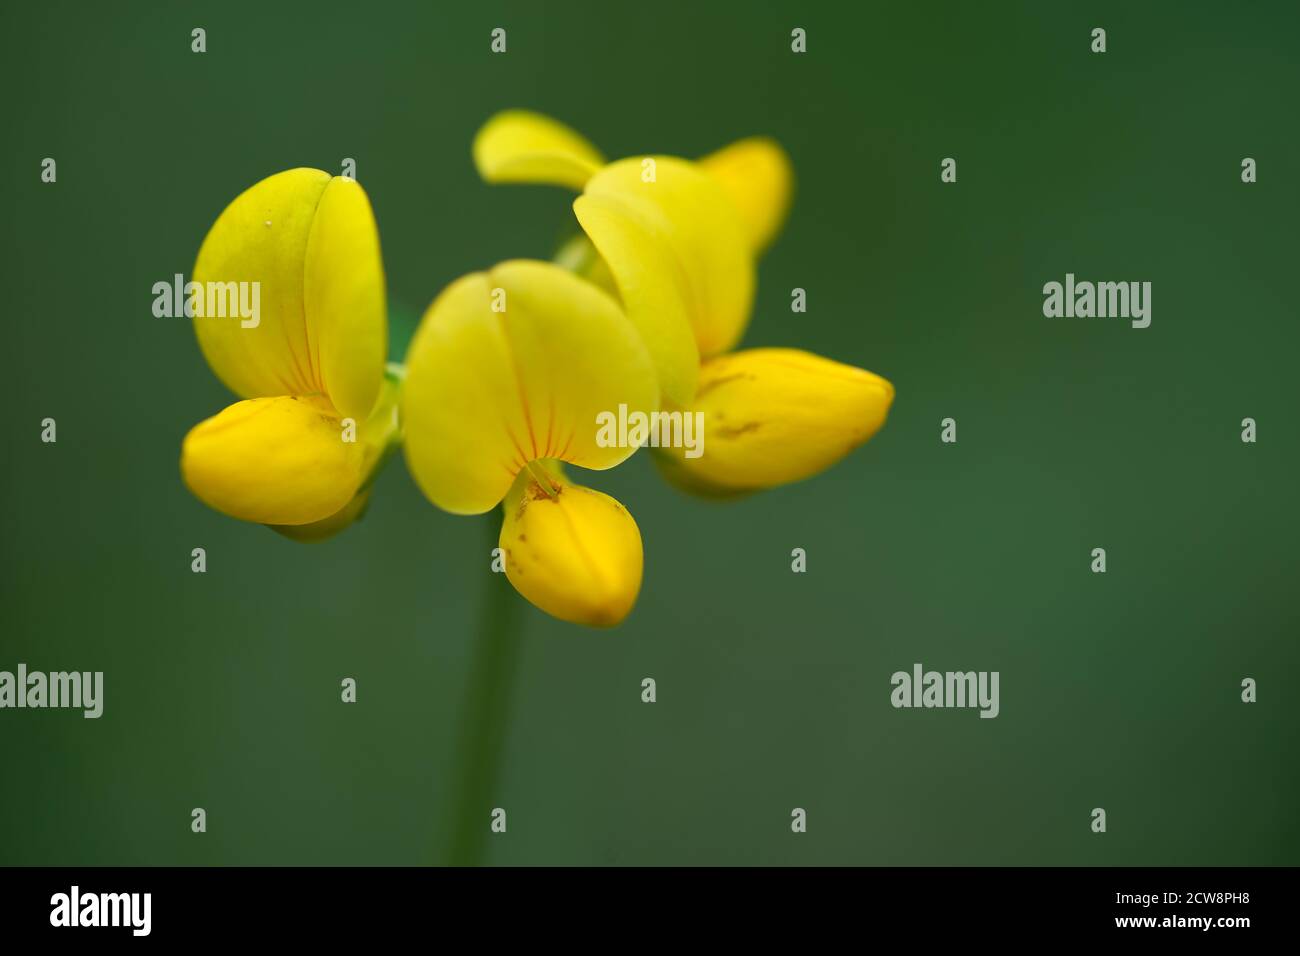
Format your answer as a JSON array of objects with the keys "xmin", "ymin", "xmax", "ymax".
[{"xmin": 1, "ymin": 0, "xmax": 1296, "ymax": 865}]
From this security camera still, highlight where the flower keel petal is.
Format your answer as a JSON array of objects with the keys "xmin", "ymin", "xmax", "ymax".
[
  {"xmin": 655, "ymin": 348, "xmax": 894, "ymax": 493},
  {"xmin": 500, "ymin": 469, "xmax": 643, "ymax": 627},
  {"xmin": 181, "ymin": 396, "xmax": 366, "ymax": 525}
]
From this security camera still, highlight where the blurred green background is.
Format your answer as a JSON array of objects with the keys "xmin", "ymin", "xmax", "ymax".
[{"xmin": 2, "ymin": 0, "xmax": 1296, "ymax": 865}]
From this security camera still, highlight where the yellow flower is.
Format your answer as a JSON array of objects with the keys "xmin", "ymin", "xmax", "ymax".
[
  {"xmin": 472, "ymin": 110, "xmax": 894, "ymax": 496},
  {"xmin": 400, "ymin": 260, "xmax": 653, "ymax": 627},
  {"xmin": 180, "ymin": 168, "xmax": 398, "ymax": 538}
]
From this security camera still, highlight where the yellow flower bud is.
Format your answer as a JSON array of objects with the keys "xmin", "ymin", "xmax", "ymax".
[
  {"xmin": 180, "ymin": 395, "xmax": 366, "ymax": 526},
  {"xmin": 499, "ymin": 465, "xmax": 643, "ymax": 627},
  {"xmin": 655, "ymin": 348, "xmax": 894, "ymax": 494}
]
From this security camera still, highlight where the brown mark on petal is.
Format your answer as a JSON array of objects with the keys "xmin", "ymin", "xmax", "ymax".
[
  {"xmin": 530, "ymin": 480, "xmax": 561, "ymax": 502},
  {"xmin": 515, "ymin": 477, "xmax": 562, "ymax": 520},
  {"xmin": 715, "ymin": 422, "xmax": 762, "ymax": 439}
]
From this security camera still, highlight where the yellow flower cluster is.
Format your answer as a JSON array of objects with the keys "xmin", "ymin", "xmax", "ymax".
[{"xmin": 180, "ymin": 112, "xmax": 894, "ymax": 626}]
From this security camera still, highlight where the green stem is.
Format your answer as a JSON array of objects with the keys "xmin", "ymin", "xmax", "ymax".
[{"xmin": 443, "ymin": 510, "xmax": 523, "ymax": 866}]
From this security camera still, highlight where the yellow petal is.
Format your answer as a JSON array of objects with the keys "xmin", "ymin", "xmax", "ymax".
[
  {"xmin": 192, "ymin": 169, "xmax": 386, "ymax": 416},
  {"xmin": 698, "ymin": 137, "xmax": 794, "ymax": 254},
  {"xmin": 181, "ymin": 396, "xmax": 366, "ymax": 525},
  {"xmin": 473, "ymin": 110, "xmax": 605, "ymax": 190},
  {"xmin": 267, "ymin": 369, "xmax": 403, "ymax": 541},
  {"xmin": 574, "ymin": 157, "xmax": 755, "ymax": 402},
  {"xmin": 500, "ymin": 467, "xmax": 643, "ymax": 627},
  {"xmin": 654, "ymin": 348, "xmax": 894, "ymax": 493},
  {"xmin": 401, "ymin": 260, "xmax": 658, "ymax": 515},
  {"xmin": 304, "ymin": 177, "xmax": 387, "ymax": 421},
  {"xmin": 193, "ymin": 168, "xmax": 327, "ymax": 400}
]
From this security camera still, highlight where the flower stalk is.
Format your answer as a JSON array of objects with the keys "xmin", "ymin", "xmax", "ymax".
[{"xmin": 443, "ymin": 511, "xmax": 523, "ymax": 866}]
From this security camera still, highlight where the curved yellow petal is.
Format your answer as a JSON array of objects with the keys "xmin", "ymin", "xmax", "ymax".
[
  {"xmin": 500, "ymin": 467, "xmax": 643, "ymax": 627},
  {"xmin": 473, "ymin": 110, "xmax": 605, "ymax": 190},
  {"xmin": 193, "ymin": 169, "xmax": 386, "ymax": 416},
  {"xmin": 654, "ymin": 348, "xmax": 894, "ymax": 493},
  {"xmin": 402, "ymin": 260, "xmax": 658, "ymax": 515},
  {"xmin": 180, "ymin": 396, "xmax": 366, "ymax": 525},
  {"xmin": 698, "ymin": 136, "xmax": 794, "ymax": 254},
  {"xmin": 574, "ymin": 157, "xmax": 755, "ymax": 402},
  {"xmin": 193, "ymin": 168, "xmax": 329, "ymax": 400},
  {"xmin": 304, "ymin": 176, "xmax": 387, "ymax": 421}
]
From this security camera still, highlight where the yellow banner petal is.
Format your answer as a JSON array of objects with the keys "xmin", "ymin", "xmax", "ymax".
[
  {"xmin": 654, "ymin": 348, "xmax": 894, "ymax": 493},
  {"xmin": 574, "ymin": 156, "xmax": 755, "ymax": 402},
  {"xmin": 192, "ymin": 169, "xmax": 386, "ymax": 417},
  {"xmin": 473, "ymin": 110, "xmax": 605, "ymax": 190},
  {"xmin": 193, "ymin": 168, "xmax": 329, "ymax": 401},
  {"xmin": 698, "ymin": 137, "xmax": 794, "ymax": 254},
  {"xmin": 304, "ymin": 177, "xmax": 387, "ymax": 421},
  {"xmin": 402, "ymin": 260, "xmax": 658, "ymax": 515},
  {"xmin": 181, "ymin": 396, "xmax": 367, "ymax": 525},
  {"xmin": 499, "ymin": 468, "xmax": 643, "ymax": 627}
]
